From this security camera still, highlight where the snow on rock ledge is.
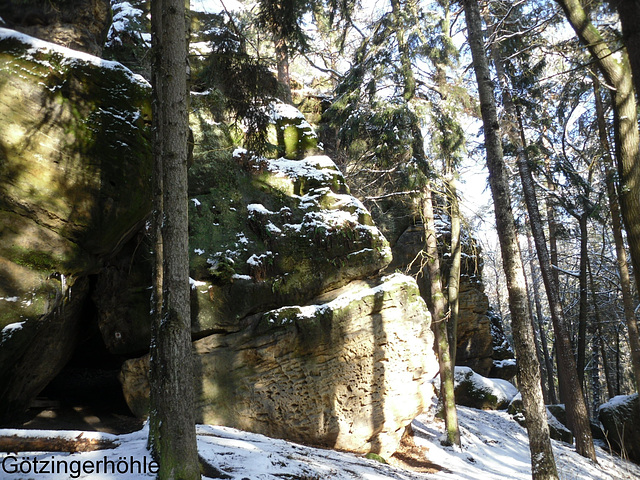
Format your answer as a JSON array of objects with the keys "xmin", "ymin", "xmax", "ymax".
[{"xmin": 436, "ymin": 366, "xmax": 518, "ymax": 410}]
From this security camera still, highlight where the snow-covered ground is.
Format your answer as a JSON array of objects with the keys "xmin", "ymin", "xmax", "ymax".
[{"xmin": 1, "ymin": 405, "xmax": 638, "ymax": 480}]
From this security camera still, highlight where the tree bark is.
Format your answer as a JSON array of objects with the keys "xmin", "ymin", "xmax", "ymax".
[
  {"xmin": 275, "ymin": 35, "xmax": 292, "ymax": 103},
  {"xmin": 422, "ymin": 185, "xmax": 460, "ymax": 447},
  {"xmin": 609, "ymin": 0, "xmax": 640, "ymax": 100},
  {"xmin": 576, "ymin": 212, "xmax": 589, "ymax": 388},
  {"xmin": 462, "ymin": 1, "xmax": 559, "ymax": 477},
  {"xmin": 148, "ymin": 0, "xmax": 201, "ymax": 479},
  {"xmin": 515, "ymin": 121, "xmax": 596, "ymax": 461},
  {"xmin": 445, "ymin": 168, "xmax": 462, "ymax": 366}
]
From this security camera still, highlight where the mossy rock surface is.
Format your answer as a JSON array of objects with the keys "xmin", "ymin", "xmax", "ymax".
[
  {"xmin": 266, "ymin": 102, "xmax": 319, "ymax": 160},
  {"xmin": 0, "ymin": 28, "xmax": 151, "ymax": 419},
  {"xmin": 186, "ymin": 107, "xmax": 392, "ymax": 335},
  {"xmin": 449, "ymin": 366, "xmax": 517, "ymax": 410}
]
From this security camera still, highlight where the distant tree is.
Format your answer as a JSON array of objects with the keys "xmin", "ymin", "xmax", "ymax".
[
  {"xmin": 462, "ymin": 0, "xmax": 559, "ymax": 477},
  {"xmin": 148, "ymin": 0, "xmax": 201, "ymax": 478},
  {"xmin": 257, "ymin": 0, "xmax": 311, "ymax": 101}
]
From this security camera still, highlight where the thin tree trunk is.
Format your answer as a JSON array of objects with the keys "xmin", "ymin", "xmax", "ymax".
[
  {"xmin": 422, "ymin": 185, "xmax": 460, "ymax": 447},
  {"xmin": 526, "ymin": 228, "xmax": 556, "ymax": 404},
  {"xmin": 577, "ymin": 212, "xmax": 589, "ymax": 389},
  {"xmin": 515, "ymin": 114, "xmax": 595, "ymax": 461},
  {"xmin": 275, "ymin": 35, "xmax": 292, "ymax": 103},
  {"xmin": 446, "ymin": 172, "xmax": 461, "ymax": 366},
  {"xmin": 491, "ymin": 32, "xmax": 595, "ymax": 460},
  {"xmin": 463, "ymin": 1, "xmax": 559, "ymax": 476},
  {"xmin": 592, "ymin": 75, "xmax": 640, "ymax": 397},
  {"xmin": 524, "ymin": 244, "xmax": 550, "ymax": 404},
  {"xmin": 587, "ymin": 257, "xmax": 615, "ymax": 400},
  {"xmin": 148, "ymin": 0, "xmax": 201, "ymax": 478},
  {"xmin": 530, "ymin": 246, "xmax": 558, "ymax": 404}
]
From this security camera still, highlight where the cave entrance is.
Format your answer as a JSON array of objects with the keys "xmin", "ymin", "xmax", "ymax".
[{"xmin": 19, "ymin": 301, "xmax": 144, "ymax": 435}]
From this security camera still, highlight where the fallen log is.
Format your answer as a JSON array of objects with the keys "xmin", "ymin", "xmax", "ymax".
[{"xmin": 0, "ymin": 430, "xmax": 118, "ymax": 453}]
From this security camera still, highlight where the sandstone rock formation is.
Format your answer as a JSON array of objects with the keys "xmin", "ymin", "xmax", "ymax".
[
  {"xmin": 116, "ymin": 101, "xmax": 437, "ymax": 455},
  {"xmin": 122, "ymin": 274, "xmax": 438, "ymax": 457},
  {"xmin": 0, "ymin": 28, "xmax": 151, "ymax": 420}
]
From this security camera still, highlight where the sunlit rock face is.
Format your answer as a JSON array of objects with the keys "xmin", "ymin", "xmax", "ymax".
[
  {"xmin": 0, "ymin": 29, "xmax": 151, "ymax": 420},
  {"xmin": 118, "ymin": 101, "xmax": 439, "ymax": 457},
  {"xmin": 386, "ymin": 222, "xmax": 515, "ymax": 379},
  {"xmin": 122, "ymin": 273, "xmax": 438, "ymax": 458}
]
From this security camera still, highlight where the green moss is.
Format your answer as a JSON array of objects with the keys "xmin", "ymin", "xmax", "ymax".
[
  {"xmin": 10, "ymin": 247, "xmax": 58, "ymax": 271},
  {"xmin": 365, "ymin": 452, "xmax": 388, "ymax": 464}
]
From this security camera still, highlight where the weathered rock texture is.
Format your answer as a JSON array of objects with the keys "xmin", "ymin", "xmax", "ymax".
[
  {"xmin": 121, "ymin": 274, "xmax": 438, "ymax": 457},
  {"xmin": 0, "ymin": 0, "xmax": 111, "ymax": 56},
  {"xmin": 598, "ymin": 394, "xmax": 640, "ymax": 464},
  {"xmin": 0, "ymin": 29, "xmax": 151, "ymax": 419}
]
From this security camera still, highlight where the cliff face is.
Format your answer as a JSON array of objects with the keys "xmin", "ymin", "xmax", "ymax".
[
  {"xmin": 0, "ymin": 0, "xmax": 111, "ymax": 56},
  {"xmin": 0, "ymin": 28, "xmax": 151, "ymax": 419}
]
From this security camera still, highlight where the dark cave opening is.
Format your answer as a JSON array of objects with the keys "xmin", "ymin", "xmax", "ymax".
[{"xmin": 16, "ymin": 288, "xmax": 145, "ymax": 434}]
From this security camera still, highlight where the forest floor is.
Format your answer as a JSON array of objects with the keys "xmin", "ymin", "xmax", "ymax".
[{"xmin": 1, "ymin": 400, "xmax": 639, "ymax": 479}]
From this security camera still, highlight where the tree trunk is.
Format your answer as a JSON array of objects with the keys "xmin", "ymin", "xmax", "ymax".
[
  {"xmin": 275, "ymin": 35, "xmax": 292, "ymax": 103},
  {"xmin": 462, "ymin": 1, "xmax": 559, "ymax": 477},
  {"xmin": 593, "ymin": 75, "xmax": 640, "ymax": 397},
  {"xmin": 526, "ymin": 229, "xmax": 556, "ymax": 404},
  {"xmin": 610, "ymin": 0, "xmax": 640, "ymax": 100},
  {"xmin": 422, "ymin": 185, "xmax": 460, "ymax": 447},
  {"xmin": 491, "ymin": 29, "xmax": 595, "ymax": 459},
  {"xmin": 148, "ymin": 0, "xmax": 201, "ymax": 479},
  {"xmin": 576, "ymin": 212, "xmax": 589, "ymax": 388},
  {"xmin": 588, "ymin": 256, "xmax": 615, "ymax": 400},
  {"xmin": 524, "ymin": 246, "xmax": 550, "ymax": 404},
  {"xmin": 530, "ymin": 246, "xmax": 558, "ymax": 404},
  {"xmin": 515, "ymin": 121, "xmax": 596, "ymax": 461},
  {"xmin": 446, "ymin": 172, "xmax": 461, "ymax": 366}
]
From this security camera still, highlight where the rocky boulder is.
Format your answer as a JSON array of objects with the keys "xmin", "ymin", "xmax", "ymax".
[
  {"xmin": 121, "ymin": 273, "xmax": 438, "ymax": 458},
  {"xmin": 446, "ymin": 366, "xmax": 518, "ymax": 410},
  {"xmin": 598, "ymin": 394, "xmax": 640, "ymax": 463},
  {"xmin": 508, "ymin": 395, "xmax": 574, "ymax": 444},
  {"xmin": 267, "ymin": 102, "xmax": 319, "ymax": 160},
  {"xmin": 0, "ymin": 28, "xmax": 151, "ymax": 419}
]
